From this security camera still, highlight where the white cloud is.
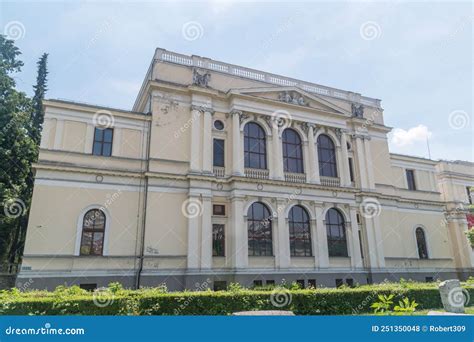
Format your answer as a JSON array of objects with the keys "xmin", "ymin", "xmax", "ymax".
[{"xmin": 390, "ymin": 124, "xmax": 432, "ymax": 147}]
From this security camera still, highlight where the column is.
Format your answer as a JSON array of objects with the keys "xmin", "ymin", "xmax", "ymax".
[
  {"xmin": 372, "ymin": 214, "xmax": 385, "ymax": 268},
  {"xmin": 302, "ymin": 141, "xmax": 310, "ymax": 182},
  {"xmin": 276, "ymin": 201, "xmax": 290, "ymax": 269},
  {"xmin": 200, "ymin": 197, "xmax": 213, "ymax": 269},
  {"xmin": 314, "ymin": 204, "xmax": 329, "ymax": 268},
  {"xmin": 310, "ymin": 218, "xmax": 318, "ymax": 267},
  {"xmin": 53, "ymin": 119, "xmax": 64, "ymax": 150},
  {"xmin": 307, "ymin": 125, "xmax": 320, "ymax": 184},
  {"xmin": 231, "ymin": 111, "xmax": 243, "ymax": 176},
  {"xmin": 202, "ymin": 110, "xmax": 213, "ymax": 173},
  {"xmin": 349, "ymin": 207, "xmax": 363, "ymax": 268},
  {"xmin": 355, "ymin": 136, "xmax": 368, "ymax": 189},
  {"xmin": 112, "ymin": 127, "xmax": 122, "ymax": 157},
  {"xmin": 336, "ymin": 145, "xmax": 345, "ymax": 184},
  {"xmin": 186, "ymin": 195, "xmax": 200, "ymax": 269},
  {"xmin": 364, "ymin": 137, "xmax": 376, "ymax": 190},
  {"xmin": 271, "ymin": 124, "xmax": 284, "ymax": 180},
  {"xmin": 84, "ymin": 124, "xmax": 94, "ymax": 154},
  {"xmin": 231, "ymin": 197, "xmax": 247, "ymax": 268},
  {"xmin": 340, "ymin": 132, "xmax": 351, "ymax": 186},
  {"xmin": 190, "ymin": 107, "xmax": 202, "ymax": 173}
]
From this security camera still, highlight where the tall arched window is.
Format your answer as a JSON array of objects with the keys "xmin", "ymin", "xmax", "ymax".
[
  {"xmin": 326, "ymin": 208, "xmax": 347, "ymax": 257},
  {"xmin": 317, "ymin": 134, "xmax": 338, "ymax": 177},
  {"xmin": 282, "ymin": 128, "xmax": 304, "ymax": 173},
  {"xmin": 247, "ymin": 202, "xmax": 273, "ymax": 256},
  {"xmin": 415, "ymin": 227, "xmax": 428, "ymax": 259},
  {"xmin": 80, "ymin": 209, "xmax": 106, "ymax": 256},
  {"xmin": 288, "ymin": 205, "xmax": 312, "ymax": 256},
  {"xmin": 244, "ymin": 122, "xmax": 267, "ymax": 169}
]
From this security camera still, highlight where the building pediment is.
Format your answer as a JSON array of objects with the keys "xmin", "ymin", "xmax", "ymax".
[{"xmin": 228, "ymin": 86, "xmax": 350, "ymax": 116}]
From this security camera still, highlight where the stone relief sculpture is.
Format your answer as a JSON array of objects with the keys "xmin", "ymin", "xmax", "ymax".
[
  {"xmin": 278, "ymin": 91, "xmax": 308, "ymax": 106},
  {"xmin": 351, "ymin": 103, "xmax": 364, "ymax": 118},
  {"xmin": 192, "ymin": 68, "xmax": 211, "ymax": 87}
]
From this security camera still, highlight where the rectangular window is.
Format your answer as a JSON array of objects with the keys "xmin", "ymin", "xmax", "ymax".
[
  {"xmin": 425, "ymin": 277, "xmax": 434, "ymax": 283},
  {"xmin": 92, "ymin": 128, "xmax": 113, "ymax": 156},
  {"xmin": 213, "ymin": 281, "xmax": 227, "ymax": 291},
  {"xmin": 213, "ymin": 204, "xmax": 226, "ymax": 216},
  {"xmin": 308, "ymin": 279, "xmax": 316, "ymax": 288},
  {"xmin": 296, "ymin": 279, "xmax": 305, "ymax": 289},
  {"xmin": 348, "ymin": 157, "xmax": 355, "ymax": 182},
  {"xmin": 253, "ymin": 280, "xmax": 263, "ymax": 287},
  {"xmin": 212, "ymin": 224, "xmax": 225, "ymax": 257},
  {"xmin": 213, "ymin": 139, "xmax": 225, "ymax": 167},
  {"xmin": 406, "ymin": 169, "xmax": 416, "ymax": 190},
  {"xmin": 266, "ymin": 280, "xmax": 275, "ymax": 286},
  {"xmin": 467, "ymin": 187, "xmax": 473, "ymax": 205},
  {"xmin": 335, "ymin": 279, "xmax": 344, "ymax": 288},
  {"xmin": 358, "ymin": 230, "xmax": 364, "ymax": 259},
  {"xmin": 79, "ymin": 284, "xmax": 97, "ymax": 291},
  {"xmin": 346, "ymin": 279, "xmax": 354, "ymax": 287}
]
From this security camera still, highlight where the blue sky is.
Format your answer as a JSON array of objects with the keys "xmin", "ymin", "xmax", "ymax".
[{"xmin": 1, "ymin": 0, "xmax": 472, "ymax": 161}]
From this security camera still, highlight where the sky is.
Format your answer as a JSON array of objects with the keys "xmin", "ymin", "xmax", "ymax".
[{"xmin": 1, "ymin": 0, "xmax": 472, "ymax": 161}]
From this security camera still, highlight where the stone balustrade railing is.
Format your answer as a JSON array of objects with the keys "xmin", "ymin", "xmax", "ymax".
[
  {"xmin": 320, "ymin": 176, "xmax": 341, "ymax": 187},
  {"xmin": 284, "ymin": 172, "xmax": 307, "ymax": 184},
  {"xmin": 245, "ymin": 168, "xmax": 270, "ymax": 180},
  {"xmin": 154, "ymin": 48, "xmax": 381, "ymax": 108},
  {"xmin": 213, "ymin": 167, "xmax": 225, "ymax": 178}
]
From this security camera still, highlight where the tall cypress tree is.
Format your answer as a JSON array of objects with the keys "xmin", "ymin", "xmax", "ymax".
[
  {"xmin": 0, "ymin": 35, "xmax": 36, "ymax": 265},
  {"xmin": 31, "ymin": 53, "xmax": 48, "ymax": 145},
  {"xmin": 8, "ymin": 53, "xmax": 49, "ymax": 264}
]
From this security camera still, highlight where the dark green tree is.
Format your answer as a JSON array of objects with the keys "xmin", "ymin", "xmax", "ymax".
[
  {"xmin": 0, "ymin": 35, "xmax": 36, "ymax": 266},
  {"xmin": 31, "ymin": 53, "xmax": 48, "ymax": 145}
]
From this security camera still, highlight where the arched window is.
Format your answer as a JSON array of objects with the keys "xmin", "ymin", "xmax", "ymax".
[
  {"xmin": 80, "ymin": 209, "xmax": 106, "ymax": 256},
  {"xmin": 288, "ymin": 205, "xmax": 312, "ymax": 257},
  {"xmin": 247, "ymin": 202, "xmax": 273, "ymax": 256},
  {"xmin": 415, "ymin": 227, "xmax": 428, "ymax": 259},
  {"xmin": 244, "ymin": 122, "xmax": 267, "ymax": 169},
  {"xmin": 326, "ymin": 208, "xmax": 347, "ymax": 257},
  {"xmin": 282, "ymin": 128, "xmax": 304, "ymax": 173},
  {"xmin": 317, "ymin": 134, "xmax": 338, "ymax": 177}
]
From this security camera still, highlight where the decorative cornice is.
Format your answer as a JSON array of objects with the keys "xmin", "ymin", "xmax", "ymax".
[{"xmin": 191, "ymin": 105, "xmax": 215, "ymax": 114}]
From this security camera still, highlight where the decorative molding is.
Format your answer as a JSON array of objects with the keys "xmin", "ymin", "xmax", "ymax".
[
  {"xmin": 191, "ymin": 104, "xmax": 215, "ymax": 114},
  {"xmin": 278, "ymin": 91, "xmax": 309, "ymax": 106},
  {"xmin": 351, "ymin": 103, "xmax": 364, "ymax": 118},
  {"xmin": 192, "ymin": 68, "xmax": 211, "ymax": 87}
]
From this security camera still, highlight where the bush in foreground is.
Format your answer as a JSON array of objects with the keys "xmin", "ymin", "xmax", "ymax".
[{"xmin": 0, "ymin": 281, "xmax": 472, "ymax": 315}]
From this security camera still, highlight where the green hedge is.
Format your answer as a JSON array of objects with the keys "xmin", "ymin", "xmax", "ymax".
[{"xmin": 2, "ymin": 283, "xmax": 473, "ymax": 315}]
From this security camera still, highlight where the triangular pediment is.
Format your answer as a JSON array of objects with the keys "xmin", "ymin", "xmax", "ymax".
[{"xmin": 228, "ymin": 86, "xmax": 350, "ymax": 115}]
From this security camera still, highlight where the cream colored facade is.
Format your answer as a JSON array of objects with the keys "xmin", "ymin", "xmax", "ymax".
[{"xmin": 17, "ymin": 48, "xmax": 474, "ymax": 290}]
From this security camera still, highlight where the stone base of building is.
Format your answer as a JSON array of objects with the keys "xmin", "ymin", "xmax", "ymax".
[{"xmin": 16, "ymin": 268, "xmax": 473, "ymax": 291}]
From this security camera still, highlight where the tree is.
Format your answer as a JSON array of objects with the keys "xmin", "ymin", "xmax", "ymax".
[
  {"xmin": 0, "ymin": 35, "xmax": 36, "ymax": 265},
  {"xmin": 31, "ymin": 53, "xmax": 48, "ymax": 145}
]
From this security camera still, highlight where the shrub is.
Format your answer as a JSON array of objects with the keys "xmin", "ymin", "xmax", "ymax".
[{"xmin": 1, "ymin": 282, "xmax": 473, "ymax": 316}]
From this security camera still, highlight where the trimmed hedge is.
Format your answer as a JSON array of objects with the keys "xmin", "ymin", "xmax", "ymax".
[{"xmin": 2, "ymin": 283, "xmax": 473, "ymax": 315}]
